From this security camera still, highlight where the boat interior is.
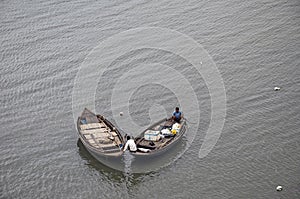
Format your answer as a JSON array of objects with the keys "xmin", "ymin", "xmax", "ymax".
[
  {"xmin": 79, "ymin": 110, "xmax": 123, "ymax": 154},
  {"xmin": 135, "ymin": 119, "xmax": 183, "ymax": 152}
]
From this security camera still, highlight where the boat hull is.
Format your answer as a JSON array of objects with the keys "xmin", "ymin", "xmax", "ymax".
[
  {"xmin": 130, "ymin": 135, "xmax": 187, "ymax": 173},
  {"xmin": 77, "ymin": 108, "xmax": 125, "ymax": 171},
  {"xmin": 129, "ymin": 120, "xmax": 187, "ymax": 173},
  {"xmin": 80, "ymin": 138, "xmax": 125, "ymax": 171}
]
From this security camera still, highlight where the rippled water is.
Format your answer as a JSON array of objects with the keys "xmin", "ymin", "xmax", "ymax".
[{"xmin": 1, "ymin": 0, "xmax": 299, "ymax": 198}]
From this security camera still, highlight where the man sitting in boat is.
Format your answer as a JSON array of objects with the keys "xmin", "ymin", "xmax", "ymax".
[
  {"xmin": 172, "ymin": 107, "xmax": 182, "ymax": 123},
  {"xmin": 123, "ymin": 136, "xmax": 137, "ymax": 152}
]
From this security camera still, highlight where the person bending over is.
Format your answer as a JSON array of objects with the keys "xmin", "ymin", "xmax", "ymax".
[{"xmin": 123, "ymin": 136, "xmax": 137, "ymax": 152}]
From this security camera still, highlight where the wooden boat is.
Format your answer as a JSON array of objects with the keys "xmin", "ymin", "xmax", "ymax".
[
  {"xmin": 77, "ymin": 108, "xmax": 187, "ymax": 172},
  {"xmin": 77, "ymin": 108, "xmax": 125, "ymax": 171},
  {"xmin": 126, "ymin": 117, "xmax": 187, "ymax": 173},
  {"xmin": 133, "ymin": 117, "xmax": 186, "ymax": 156}
]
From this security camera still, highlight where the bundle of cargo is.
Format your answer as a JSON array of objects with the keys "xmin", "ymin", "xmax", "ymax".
[{"xmin": 144, "ymin": 130, "xmax": 161, "ymax": 141}]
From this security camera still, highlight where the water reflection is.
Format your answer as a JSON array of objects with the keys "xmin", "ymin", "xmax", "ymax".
[
  {"xmin": 77, "ymin": 135, "xmax": 189, "ymax": 197},
  {"xmin": 77, "ymin": 139, "xmax": 154, "ymax": 187}
]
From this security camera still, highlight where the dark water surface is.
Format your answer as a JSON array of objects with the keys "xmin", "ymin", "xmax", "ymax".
[{"xmin": 1, "ymin": 0, "xmax": 299, "ymax": 198}]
